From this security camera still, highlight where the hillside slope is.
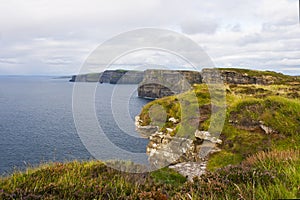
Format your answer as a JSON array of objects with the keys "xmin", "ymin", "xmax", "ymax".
[
  {"xmin": 139, "ymin": 83, "xmax": 300, "ymax": 170},
  {"xmin": 0, "ymin": 150, "xmax": 299, "ymax": 199}
]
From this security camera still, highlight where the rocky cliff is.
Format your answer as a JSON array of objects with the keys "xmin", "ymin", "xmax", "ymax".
[
  {"xmin": 138, "ymin": 69, "xmax": 202, "ymax": 99},
  {"xmin": 101, "ymin": 70, "xmax": 143, "ymax": 84},
  {"xmin": 137, "ymin": 68, "xmax": 295, "ymax": 99},
  {"xmin": 69, "ymin": 70, "xmax": 143, "ymax": 84}
]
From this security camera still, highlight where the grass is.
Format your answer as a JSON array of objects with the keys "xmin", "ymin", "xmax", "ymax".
[
  {"xmin": 1, "ymin": 150, "xmax": 299, "ymax": 199},
  {"xmin": 138, "ymin": 82, "xmax": 300, "ymax": 172},
  {"xmin": 217, "ymin": 68, "xmax": 296, "ymax": 84}
]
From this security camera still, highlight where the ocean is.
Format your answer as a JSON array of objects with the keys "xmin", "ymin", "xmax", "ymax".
[{"xmin": 0, "ymin": 76, "xmax": 150, "ymax": 175}]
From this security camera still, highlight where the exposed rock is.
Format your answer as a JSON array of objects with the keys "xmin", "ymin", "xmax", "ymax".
[
  {"xmin": 229, "ymin": 113, "xmax": 278, "ymax": 135},
  {"xmin": 169, "ymin": 161, "xmax": 207, "ymax": 182},
  {"xmin": 107, "ymin": 70, "xmax": 143, "ymax": 84},
  {"xmin": 138, "ymin": 69, "xmax": 202, "ymax": 99},
  {"xmin": 202, "ymin": 68, "xmax": 284, "ymax": 85},
  {"xmin": 145, "ymin": 129, "xmax": 222, "ymax": 180},
  {"xmin": 138, "ymin": 68, "xmax": 291, "ymax": 99},
  {"xmin": 166, "ymin": 128, "xmax": 174, "ymax": 134},
  {"xmin": 259, "ymin": 121, "xmax": 277, "ymax": 134},
  {"xmin": 168, "ymin": 117, "xmax": 179, "ymax": 124},
  {"xmin": 135, "ymin": 116, "xmax": 159, "ymax": 138},
  {"xmin": 138, "ymin": 83, "xmax": 175, "ymax": 99},
  {"xmin": 144, "ymin": 129, "xmax": 221, "ymax": 173},
  {"xmin": 195, "ymin": 130, "xmax": 222, "ymax": 144},
  {"xmin": 147, "ymin": 133, "xmax": 194, "ymax": 168}
]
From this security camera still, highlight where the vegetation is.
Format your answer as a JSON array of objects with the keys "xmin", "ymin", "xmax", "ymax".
[
  {"xmin": 218, "ymin": 68, "xmax": 298, "ymax": 84},
  {"xmin": 0, "ymin": 149, "xmax": 299, "ymax": 199},
  {"xmin": 139, "ymin": 83, "xmax": 300, "ymax": 169}
]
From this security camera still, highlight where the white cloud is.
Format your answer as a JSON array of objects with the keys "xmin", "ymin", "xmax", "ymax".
[
  {"xmin": 238, "ymin": 33, "xmax": 262, "ymax": 46},
  {"xmin": 0, "ymin": 58, "xmax": 21, "ymax": 64},
  {"xmin": 180, "ymin": 19, "xmax": 218, "ymax": 34},
  {"xmin": 0, "ymin": 0, "xmax": 299, "ymax": 75}
]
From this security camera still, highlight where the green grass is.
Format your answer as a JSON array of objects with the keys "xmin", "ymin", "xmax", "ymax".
[
  {"xmin": 139, "ymin": 83, "xmax": 300, "ymax": 172},
  {"xmin": 217, "ymin": 68, "xmax": 295, "ymax": 83},
  {"xmin": 1, "ymin": 150, "xmax": 299, "ymax": 199}
]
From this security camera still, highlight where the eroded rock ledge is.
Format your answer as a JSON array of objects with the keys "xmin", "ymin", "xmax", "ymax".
[{"xmin": 136, "ymin": 116, "xmax": 222, "ymax": 181}]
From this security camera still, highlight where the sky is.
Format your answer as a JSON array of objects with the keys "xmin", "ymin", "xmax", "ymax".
[{"xmin": 0, "ymin": 0, "xmax": 299, "ymax": 75}]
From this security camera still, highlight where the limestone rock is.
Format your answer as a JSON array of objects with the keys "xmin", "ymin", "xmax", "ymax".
[
  {"xmin": 168, "ymin": 117, "xmax": 179, "ymax": 123},
  {"xmin": 259, "ymin": 121, "xmax": 277, "ymax": 134},
  {"xmin": 169, "ymin": 161, "xmax": 207, "ymax": 181},
  {"xmin": 135, "ymin": 116, "xmax": 159, "ymax": 138},
  {"xmin": 195, "ymin": 130, "xmax": 222, "ymax": 144}
]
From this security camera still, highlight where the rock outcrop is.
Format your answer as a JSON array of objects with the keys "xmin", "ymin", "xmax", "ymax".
[
  {"xmin": 136, "ymin": 116, "xmax": 222, "ymax": 180},
  {"xmin": 103, "ymin": 70, "xmax": 143, "ymax": 84},
  {"xmin": 169, "ymin": 162, "xmax": 207, "ymax": 181},
  {"xmin": 202, "ymin": 68, "xmax": 280, "ymax": 85},
  {"xmin": 135, "ymin": 116, "xmax": 159, "ymax": 138},
  {"xmin": 138, "ymin": 69, "xmax": 202, "ymax": 99},
  {"xmin": 147, "ymin": 131, "xmax": 221, "ymax": 180}
]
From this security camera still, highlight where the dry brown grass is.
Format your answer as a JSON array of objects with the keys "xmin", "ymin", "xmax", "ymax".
[{"xmin": 244, "ymin": 149, "xmax": 300, "ymax": 167}]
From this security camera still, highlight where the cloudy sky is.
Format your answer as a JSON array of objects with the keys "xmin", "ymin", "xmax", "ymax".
[{"xmin": 0, "ymin": 0, "xmax": 299, "ymax": 75}]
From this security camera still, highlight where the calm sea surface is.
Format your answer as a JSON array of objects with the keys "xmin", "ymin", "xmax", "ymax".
[{"xmin": 0, "ymin": 76, "xmax": 150, "ymax": 175}]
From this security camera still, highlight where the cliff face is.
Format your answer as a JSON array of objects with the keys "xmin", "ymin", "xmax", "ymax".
[
  {"xmin": 202, "ymin": 68, "xmax": 285, "ymax": 85},
  {"xmin": 69, "ymin": 73, "xmax": 101, "ymax": 82},
  {"xmin": 138, "ymin": 68, "xmax": 294, "ymax": 99},
  {"xmin": 99, "ymin": 70, "xmax": 144, "ymax": 84},
  {"xmin": 109, "ymin": 70, "xmax": 144, "ymax": 84},
  {"xmin": 138, "ymin": 70, "xmax": 202, "ymax": 99},
  {"xmin": 70, "ymin": 68, "xmax": 295, "ymax": 98},
  {"xmin": 69, "ymin": 70, "xmax": 143, "ymax": 84}
]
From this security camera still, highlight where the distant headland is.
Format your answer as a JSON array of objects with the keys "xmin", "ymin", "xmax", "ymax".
[{"xmin": 70, "ymin": 68, "xmax": 300, "ymax": 99}]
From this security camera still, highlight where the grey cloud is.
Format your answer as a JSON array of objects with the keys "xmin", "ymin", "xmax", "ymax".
[
  {"xmin": 0, "ymin": 0, "xmax": 299, "ymax": 75},
  {"xmin": 262, "ymin": 18, "xmax": 298, "ymax": 32},
  {"xmin": 44, "ymin": 57, "xmax": 72, "ymax": 65},
  {"xmin": 238, "ymin": 33, "xmax": 262, "ymax": 46},
  {"xmin": 231, "ymin": 24, "xmax": 241, "ymax": 32},
  {"xmin": 180, "ymin": 19, "xmax": 218, "ymax": 35},
  {"xmin": 0, "ymin": 58, "xmax": 21, "ymax": 64},
  {"xmin": 224, "ymin": 24, "xmax": 241, "ymax": 32}
]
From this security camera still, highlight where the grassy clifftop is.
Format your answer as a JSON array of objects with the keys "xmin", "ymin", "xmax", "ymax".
[
  {"xmin": 1, "ymin": 150, "xmax": 299, "ymax": 199},
  {"xmin": 139, "ymin": 83, "xmax": 300, "ymax": 170},
  {"xmin": 218, "ymin": 68, "xmax": 290, "ymax": 78}
]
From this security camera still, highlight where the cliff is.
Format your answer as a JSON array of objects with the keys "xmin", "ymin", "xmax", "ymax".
[
  {"xmin": 69, "ymin": 73, "xmax": 101, "ymax": 82},
  {"xmin": 69, "ymin": 70, "xmax": 143, "ymax": 84},
  {"xmin": 138, "ymin": 69, "xmax": 202, "ymax": 99},
  {"xmin": 137, "ymin": 81, "xmax": 300, "ymax": 175},
  {"xmin": 137, "ymin": 68, "xmax": 296, "ymax": 99}
]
